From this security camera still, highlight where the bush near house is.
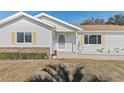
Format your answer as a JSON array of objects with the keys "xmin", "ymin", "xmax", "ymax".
[{"xmin": 0, "ymin": 53, "xmax": 48, "ymax": 59}]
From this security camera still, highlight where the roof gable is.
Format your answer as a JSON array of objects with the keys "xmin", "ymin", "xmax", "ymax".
[
  {"xmin": 35, "ymin": 13, "xmax": 82, "ymax": 31},
  {"xmin": 0, "ymin": 12, "xmax": 55, "ymax": 30}
]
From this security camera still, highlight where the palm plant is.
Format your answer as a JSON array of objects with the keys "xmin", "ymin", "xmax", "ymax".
[
  {"xmin": 27, "ymin": 64, "xmax": 84, "ymax": 82},
  {"xmin": 42, "ymin": 64, "xmax": 84, "ymax": 82},
  {"xmin": 26, "ymin": 64, "xmax": 109, "ymax": 82}
]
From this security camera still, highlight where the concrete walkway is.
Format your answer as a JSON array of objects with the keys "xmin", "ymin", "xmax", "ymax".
[{"xmin": 57, "ymin": 52, "xmax": 124, "ymax": 60}]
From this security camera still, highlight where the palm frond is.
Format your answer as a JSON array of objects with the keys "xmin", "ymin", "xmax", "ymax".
[
  {"xmin": 72, "ymin": 65, "xmax": 84, "ymax": 82},
  {"xmin": 57, "ymin": 64, "xmax": 70, "ymax": 82},
  {"xmin": 47, "ymin": 65, "xmax": 57, "ymax": 71},
  {"xmin": 43, "ymin": 67, "xmax": 62, "ymax": 82},
  {"xmin": 88, "ymin": 75, "xmax": 109, "ymax": 82},
  {"xmin": 42, "ymin": 68, "xmax": 57, "ymax": 81},
  {"xmin": 26, "ymin": 75, "xmax": 52, "ymax": 82}
]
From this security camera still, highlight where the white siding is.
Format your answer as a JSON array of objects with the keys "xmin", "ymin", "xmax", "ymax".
[
  {"xmin": 66, "ymin": 33, "xmax": 76, "ymax": 52},
  {"xmin": 56, "ymin": 32, "xmax": 76, "ymax": 52},
  {"xmin": 79, "ymin": 31, "xmax": 124, "ymax": 54},
  {"xmin": 0, "ymin": 19, "xmax": 52, "ymax": 48},
  {"xmin": 78, "ymin": 32, "xmax": 102, "ymax": 54},
  {"xmin": 38, "ymin": 16, "xmax": 78, "ymax": 53},
  {"xmin": 106, "ymin": 33, "xmax": 124, "ymax": 48},
  {"xmin": 38, "ymin": 17, "xmax": 75, "ymax": 32}
]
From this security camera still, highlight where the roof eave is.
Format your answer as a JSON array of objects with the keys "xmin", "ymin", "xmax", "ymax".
[
  {"xmin": 0, "ymin": 12, "xmax": 55, "ymax": 29},
  {"xmin": 35, "ymin": 13, "xmax": 82, "ymax": 31}
]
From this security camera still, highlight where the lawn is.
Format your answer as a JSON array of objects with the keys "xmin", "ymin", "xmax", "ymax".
[{"xmin": 0, "ymin": 59, "xmax": 123, "ymax": 82}]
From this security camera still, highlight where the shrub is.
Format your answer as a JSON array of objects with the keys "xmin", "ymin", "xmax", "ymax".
[
  {"xmin": 27, "ymin": 64, "xmax": 85, "ymax": 82},
  {"xmin": 26, "ymin": 64, "xmax": 110, "ymax": 82},
  {"xmin": 0, "ymin": 53, "xmax": 48, "ymax": 59}
]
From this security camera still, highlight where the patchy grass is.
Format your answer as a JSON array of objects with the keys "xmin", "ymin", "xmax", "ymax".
[{"xmin": 0, "ymin": 59, "xmax": 123, "ymax": 82}]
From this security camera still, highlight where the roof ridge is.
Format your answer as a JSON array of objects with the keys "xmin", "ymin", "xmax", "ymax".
[
  {"xmin": 0, "ymin": 12, "xmax": 55, "ymax": 29},
  {"xmin": 35, "ymin": 12, "xmax": 82, "ymax": 31}
]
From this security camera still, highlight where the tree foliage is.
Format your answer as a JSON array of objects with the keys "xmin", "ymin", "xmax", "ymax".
[
  {"xmin": 81, "ymin": 17, "xmax": 105, "ymax": 25},
  {"xmin": 80, "ymin": 14, "xmax": 124, "ymax": 25},
  {"xmin": 106, "ymin": 14, "xmax": 124, "ymax": 25}
]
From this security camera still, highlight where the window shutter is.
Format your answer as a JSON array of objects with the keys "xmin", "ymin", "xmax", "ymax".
[
  {"xmin": 32, "ymin": 32, "xmax": 37, "ymax": 44},
  {"xmin": 102, "ymin": 35, "xmax": 105, "ymax": 46},
  {"xmin": 80, "ymin": 34, "xmax": 84, "ymax": 46},
  {"xmin": 11, "ymin": 32, "xmax": 16, "ymax": 44}
]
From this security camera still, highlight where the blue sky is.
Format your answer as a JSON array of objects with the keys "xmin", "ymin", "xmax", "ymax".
[{"xmin": 0, "ymin": 11, "xmax": 124, "ymax": 24}]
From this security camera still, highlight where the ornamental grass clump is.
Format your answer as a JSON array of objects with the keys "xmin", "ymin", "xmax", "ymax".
[{"xmin": 26, "ymin": 64, "xmax": 110, "ymax": 82}]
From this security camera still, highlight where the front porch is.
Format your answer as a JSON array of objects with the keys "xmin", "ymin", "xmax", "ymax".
[
  {"xmin": 52, "ymin": 32, "xmax": 78, "ymax": 53},
  {"xmin": 57, "ymin": 52, "xmax": 124, "ymax": 60}
]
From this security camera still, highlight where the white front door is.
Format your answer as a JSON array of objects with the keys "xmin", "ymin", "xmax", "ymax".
[{"xmin": 57, "ymin": 34, "xmax": 66, "ymax": 51}]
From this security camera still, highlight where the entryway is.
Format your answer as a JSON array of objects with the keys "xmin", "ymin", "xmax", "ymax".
[{"xmin": 57, "ymin": 34, "xmax": 66, "ymax": 51}]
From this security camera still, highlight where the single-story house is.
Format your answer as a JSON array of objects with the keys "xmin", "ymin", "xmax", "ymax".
[{"xmin": 1, "ymin": 12, "xmax": 124, "ymax": 57}]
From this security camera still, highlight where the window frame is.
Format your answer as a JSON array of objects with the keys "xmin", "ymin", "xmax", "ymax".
[
  {"xmin": 84, "ymin": 34, "xmax": 101, "ymax": 44},
  {"xmin": 25, "ymin": 32, "xmax": 32, "ymax": 43},
  {"xmin": 16, "ymin": 32, "xmax": 32, "ymax": 43}
]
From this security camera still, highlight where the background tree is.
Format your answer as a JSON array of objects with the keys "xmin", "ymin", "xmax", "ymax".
[
  {"xmin": 93, "ymin": 18, "xmax": 105, "ymax": 25},
  {"xmin": 80, "ymin": 17, "xmax": 105, "ymax": 25},
  {"xmin": 80, "ymin": 17, "xmax": 94, "ymax": 25},
  {"xmin": 106, "ymin": 14, "xmax": 124, "ymax": 25}
]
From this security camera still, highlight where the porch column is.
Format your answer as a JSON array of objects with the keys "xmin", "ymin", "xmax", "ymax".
[{"xmin": 75, "ymin": 32, "xmax": 78, "ymax": 55}]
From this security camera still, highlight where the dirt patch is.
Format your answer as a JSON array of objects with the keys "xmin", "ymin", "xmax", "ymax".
[{"xmin": 0, "ymin": 59, "xmax": 123, "ymax": 82}]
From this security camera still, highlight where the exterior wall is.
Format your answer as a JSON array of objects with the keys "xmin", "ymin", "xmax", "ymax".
[
  {"xmin": 0, "ymin": 19, "xmax": 52, "ymax": 49},
  {"xmin": 56, "ymin": 32, "xmax": 76, "ymax": 52},
  {"xmin": 38, "ymin": 16, "xmax": 78, "ymax": 53},
  {"xmin": 105, "ymin": 32, "xmax": 124, "ymax": 49},
  {"xmin": 38, "ymin": 17, "xmax": 75, "ymax": 32},
  {"xmin": 79, "ymin": 31, "xmax": 124, "ymax": 55},
  {"xmin": 79, "ymin": 32, "xmax": 103, "ymax": 54}
]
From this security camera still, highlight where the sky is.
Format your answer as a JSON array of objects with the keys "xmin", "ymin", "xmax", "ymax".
[{"xmin": 0, "ymin": 11, "xmax": 124, "ymax": 24}]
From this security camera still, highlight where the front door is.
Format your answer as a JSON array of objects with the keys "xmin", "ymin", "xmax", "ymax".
[{"xmin": 58, "ymin": 34, "xmax": 66, "ymax": 51}]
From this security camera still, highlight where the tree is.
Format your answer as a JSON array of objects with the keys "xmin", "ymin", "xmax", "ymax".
[
  {"xmin": 80, "ymin": 17, "xmax": 105, "ymax": 25},
  {"xmin": 81, "ymin": 17, "xmax": 94, "ymax": 25},
  {"xmin": 93, "ymin": 18, "xmax": 105, "ymax": 25},
  {"xmin": 106, "ymin": 14, "xmax": 124, "ymax": 25}
]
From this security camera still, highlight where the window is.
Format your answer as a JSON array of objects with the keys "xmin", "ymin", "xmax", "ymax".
[
  {"xmin": 17, "ymin": 32, "xmax": 32, "ymax": 43},
  {"xmin": 25, "ymin": 32, "xmax": 32, "ymax": 43},
  {"xmin": 17, "ymin": 32, "xmax": 24, "ymax": 43},
  {"xmin": 89, "ymin": 35, "xmax": 97, "ymax": 44},
  {"xmin": 84, "ymin": 35, "xmax": 101, "ymax": 44}
]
